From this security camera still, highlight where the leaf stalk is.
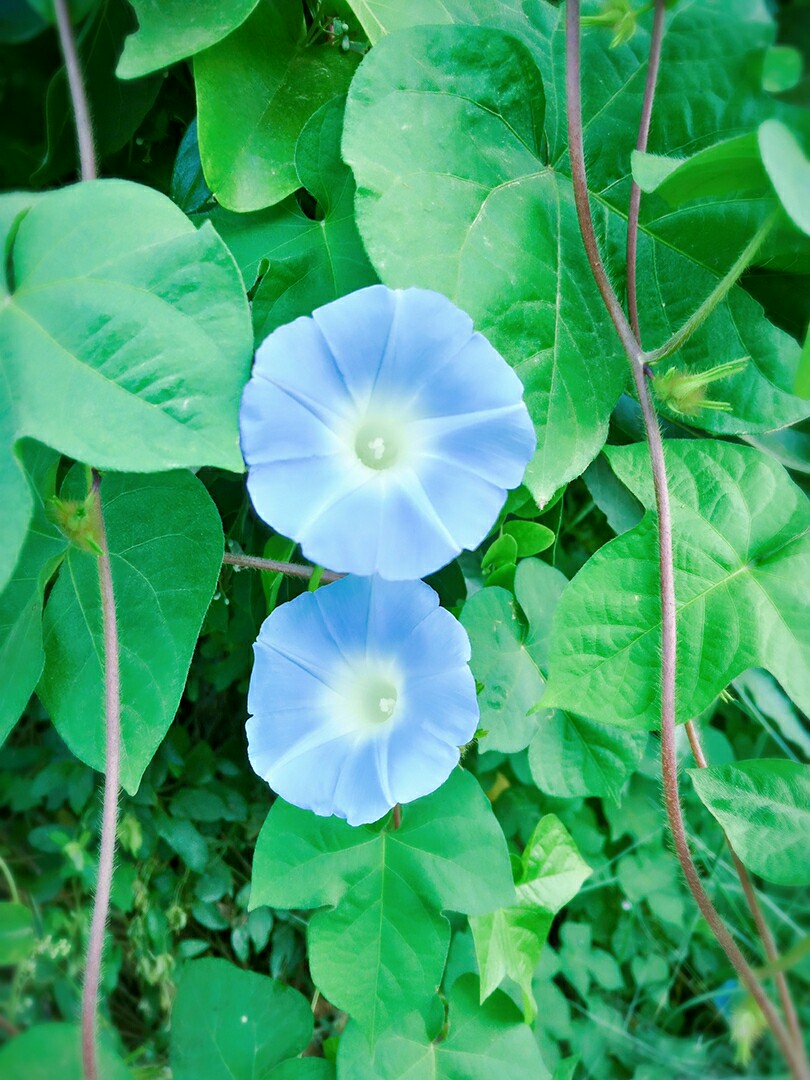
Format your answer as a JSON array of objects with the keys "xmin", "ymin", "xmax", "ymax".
[{"xmin": 222, "ymin": 551, "xmax": 342, "ymax": 583}]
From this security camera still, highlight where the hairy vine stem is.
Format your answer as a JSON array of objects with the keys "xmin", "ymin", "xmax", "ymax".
[
  {"xmin": 222, "ymin": 551, "xmax": 342, "ymax": 583},
  {"xmin": 56, "ymin": 11, "xmax": 108, "ymax": 1078},
  {"xmin": 54, "ymin": 0, "xmax": 97, "ymax": 181},
  {"xmin": 81, "ymin": 474, "xmax": 121, "ymax": 1080},
  {"xmin": 626, "ymin": 0, "xmax": 665, "ymax": 342},
  {"xmin": 565, "ymin": 4, "xmax": 806, "ymax": 1075},
  {"xmin": 629, "ymin": 2, "xmax": 801, "ymax": 1049}
]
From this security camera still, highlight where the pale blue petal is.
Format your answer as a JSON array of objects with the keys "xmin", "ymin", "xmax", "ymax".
[
  {"xmin": 413, "ymin": 404, "xmax": 537, "ymax": 488},
  {"xmin": 379, "ymin": 603, "xmax": 472, "ymax": 677},
  {"xmin": 311, "ymin": 575, "xmax": 374, "ymax": 660},
  {"xmin": 245, "ymin": 576, "xmax": 479, "ymax": 825},
  {"xmin": 406, "ymin": 329, "xmax": 528, "ymax": 418},
  {"xmin": 246, "ymin": 456, "xmax": 367, "ymax": 546},
  {"xmin": 405, "ymin": 456, "xmax": 507, "ymax": 552},
  {"xmin": 374, "ymin": 471, "xmax": 460, "ymax": 580},
  {"xmin": 364, "ymin": 576, "xmax": 439, "ymax": 651},
  {"xmin": 240, "ymin": 377, "xmax": 342, "ymax": 467},
  {"xmin": 247, "ymin": 645, "xmax": 338, "ymax": 718},
  {"xmin": 298, "ymin": 472, "xmax": 458, "ymax": 580},
  {"xmin": 365, "ymin": 288, "xmax": 475, "ymax": 399},
  {"xmin": 249, "ymin": 716, "xmax": 360, "ymax": 819},
  {"xmin": 241, "ymin": 285, "xmax": 536, "ymax": 578},
  {"xmin": 296, "ymin": 473, "xmax": 385, "ymax": 577},
  {"xmin": 311, "ymin": 284, "xmax": 397, "ymax": 402},
  {"xmin": 401, "ymin": 666, "xmax": 480, "ymax": 746},
  {"xmin": 331, "ymin": 735, "xmax": 398, "ymax": 826},
  {"xmin": 252, "ymin": 315, "xmax": 357, "ymax": 422},
  {"xmin": 384, "ymin": 725, "xmax": 462, "ymax": 808}
]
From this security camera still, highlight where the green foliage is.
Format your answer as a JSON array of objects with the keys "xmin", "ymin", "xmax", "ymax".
[
  {"xmin": 203, "ymin": 95, "xmax": 377, "ymax": 341},
  {"xmin": 171, "ymin": 958, "xmax": 314, "ymax": 1079},
  {"xmin": 0, "ymin": 179, "xmax": 251, "ymax": 582},
  {"xmin": 195, "ymin": 0, "xmax": 359, "ymax": 212},
  {"xmin": 690, "ymin": 759, "xmax": 810, "ymax": 886},
  {"xmin": 759, "ymin": 118, "xmax": 810, "ymax": 235},
  {"xmin": 117, "ymin": 0, "xmax": 262, "ymax": 78},
  {"xmin": 0, "ymin": 443, "xmax": 66, "ymax": 742},
  {"xmin": 0, "ymin": 1024, "xmax": 130, "ymax": 1079},
  {"xmin": 337, "ymin": 975, "xmax": 549, "ymax": 1078},
  {"xmin": 544, "ymin": 441, "xmax": 810, "ymax": 728},
  {"xmin": 37, "ymin": 0, "xmax": 161, "ymax": 183},
  {"xmin": 1, "ymin": 0, "xmax": 808, "ymax": 1075},
  {"xmin": 39, "ymin": 470, "xmax": 224, "ymax": 792},
  {"xmin": 251, "ymin": 770, "xmax": 514, "ymax": 1045},
  {"xmin": 0, "ymin": 902, "xmax": 36, "ymax": 965},
  {"xmin": 470, "ymin": 815, "xmax": 591, "ymax": 1018}
]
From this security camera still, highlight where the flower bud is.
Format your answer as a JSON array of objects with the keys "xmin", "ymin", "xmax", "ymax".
[{"xmin": 651, "ymin": 357, "xmax": 749, "ymax": 417}]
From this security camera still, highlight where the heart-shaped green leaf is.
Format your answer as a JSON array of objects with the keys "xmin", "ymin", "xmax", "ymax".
[
  {"xmin": 195, "ymin": 1, "xmax": 359, "ymax": 211},
  {"xmin": 39, "ymin": 470, "xmax": 224, "ymax": 793},
  {"xmin": 544, "ymin": 441, "xmax": 810, "ymax": 729},
  {"xmin": 170, "ymin": 958, "xmax": 314, "ymax": 1080},
  {"xmin": 251, "ymin": 770, "xmax": 514, "ymax": 1045},
  {"xmin": 118, "ymin": 0, "xmax": 262, "ymax": 78}
]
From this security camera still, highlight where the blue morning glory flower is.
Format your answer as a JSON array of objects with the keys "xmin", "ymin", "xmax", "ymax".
[
  {"xmin": 246, "ymin": 575, "xmax": 479, "ymax": 826},
  {"xmin": 240, "ymin": 285, "xmax": 536, "ymax": 580}
]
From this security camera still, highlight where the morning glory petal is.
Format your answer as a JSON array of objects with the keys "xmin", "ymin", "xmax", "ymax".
[
  {"xmin": 246, "ymin": 456, "xmax": 367, "ymax": 546},
  {"xmin": 311, "ymin": 283, "xmax": 397, "ymax": 402},
  {"xmin": 413, "ymin": 405, "xmax": 538, "ymax": 488},
  {"xmin": 241, "ymin": 377, "xmax": 344, "ymax": 465},
  {"xmin": 252, "ymin": 314, "xmax": 357, "ymax": 421},
  {"xmin": 246, "ymin": 576, "xmax": 479, "ymax": 826},
  {"xmin": 407, "ymin": 457, "xmax": 510, "ymax": 551},
  {"xmin": 406, "ymin": 329, "xmax": 527, "ymax": 417}
]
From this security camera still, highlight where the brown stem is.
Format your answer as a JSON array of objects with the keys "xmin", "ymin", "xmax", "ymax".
[
  {"xmin": 564, "ymin": 9, "xmax": 640, "ymax": 365},
  {"xmin": 685, "ymin": 722, "xmax": 804, "ymax": 1056},
  {"xmin": 566, "ymin": 5, "xmax": 805, "ymax": 1075},
  {"xmin": 53, "ymin": 0, "xmax": 97, "ymax": 182},
  {"xmin": 222, "ymin": 552, "xmax": 342, "ymax": 583},
  {"xmin": 81, "ymin": 474, "xmax": 121, "ymax": 1080},
  {"xmin": 0, "ymin": 1015, "xmax": 20, "ymax": 1037},
  {"xmin": 626, "ymin": 0, "xmax": 666, "ymax": 340}
]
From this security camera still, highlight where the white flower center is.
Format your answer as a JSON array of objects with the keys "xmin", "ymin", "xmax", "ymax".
[
  {"xmin": 353, "ymin": 417, "xmax": 407, "ymax": 470},
  {"xmin": 334, "ymin": 664, "xmax": 401, "ymax": 730}
]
